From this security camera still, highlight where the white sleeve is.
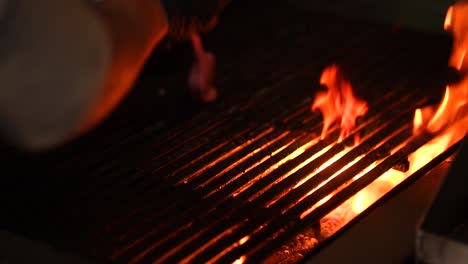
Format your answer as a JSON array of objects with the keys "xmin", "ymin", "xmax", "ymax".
[{"xmin": 0, "ymin": 0, "xmax": 111, "ymax": 151}]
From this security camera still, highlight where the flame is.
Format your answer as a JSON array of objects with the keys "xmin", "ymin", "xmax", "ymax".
[
  {"xmin": 349, "ymin": 107, "xmax": 468, "ymax": 216},
  {"xmin": 413, "ymin": 109, "xmax": 423, "ymax": 133},
  {"xmin": 189, "ymin": 34, "xmax": 218, "ymax": 102},
  {"xmin": 350, "ymin": 169, "xmax": 405, "ymax": 215},
  {"xmin": 444, "ymin": 6, "xmax": 454, "ymax": 31},
  {"xmin": 413, "ymin": 107, "xmax": 436, "ymax": 135},
  {"xmin": 445, "ymin": 2, "xmax": 468, "ymax": 72},
  {"xmin": 347, "ymin": 4, "xmax": 468, "ymax": 217},
  {"xmin": 432, "ymin": 85, "xmax": 467, "ymax": 132},
  {"xmin": 349, "ymin": 85, "xmax": 467, "ymax": 218},
  {"xmin": 349, "ymin": 83, "xmax": 468, "ymax": 215},
  {"xmin": 309, "ymin": 4, "xmax": 468, "ymax": 236},
  {"xmin": 311, "ymin": 65, "xmax": 368, "ymax": 142}
]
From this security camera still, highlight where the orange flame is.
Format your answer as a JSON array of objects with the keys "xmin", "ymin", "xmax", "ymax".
[
  {"xmin": 312, "ymin": 65, "xmax": 368, "ymax": 143},
  {"xmin": 349, "ymin": 86, "xmax": 468, "ymax": 216},
  {"xmin": 445, "ymin": 2, "xmax": 468, "ymax": 72},
  {"xmin": 232, "ymin": 256, "xmax": 246, "ymax": 264},
  {"xmin": 444, "ymin": 6, "xmax": 454, "ymax": 31},
  {"xmin": 350, "ymin": 98, "xmax": 468, "ymax": 216},
  {"xmin": 286, "ymin": 5, "xmax": 468, "ymax": 250},
  {"xmin": 313, "ymin": 5, "xmax": 468, "ymax": 235},
  {"xmin": 348, "ymin": 4, "xmax": 468, "ymax": 216}
]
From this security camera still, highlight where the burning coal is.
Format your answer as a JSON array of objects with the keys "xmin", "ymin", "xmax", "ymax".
[{"xmin": 311, "ymin": 65, "xmax": 368, "ymax": 143}]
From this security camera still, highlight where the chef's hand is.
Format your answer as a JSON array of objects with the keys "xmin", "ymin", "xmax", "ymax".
[{"xmin": 161, "ymin": 0, "xmax": 231, "ymax": 41}]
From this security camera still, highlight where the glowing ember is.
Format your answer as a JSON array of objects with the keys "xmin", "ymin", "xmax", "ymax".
[
  {"xmin": 444, "ymin": 6, "xmax": 454, "ymax": 31},
  {"xmin": 189, "ymin": 34, "xmax": 218, "ymax": 102},
  {"xmin": 311, "ymin": 65, "xmax": 368, "ymax": 143}
]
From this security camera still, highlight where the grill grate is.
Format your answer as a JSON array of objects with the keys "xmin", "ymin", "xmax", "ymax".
[
  {"xmin": 105, "ymin": 86, "xmax": 443, "ymax": 264},
  {"xmin": 0, "ymin": 1, "xmax": 459, "ymax": 264}
]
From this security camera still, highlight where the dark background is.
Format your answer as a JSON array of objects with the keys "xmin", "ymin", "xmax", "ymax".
[{"xmin": 291, "ymin": 0, "xmax": 454, "ymax": 33}]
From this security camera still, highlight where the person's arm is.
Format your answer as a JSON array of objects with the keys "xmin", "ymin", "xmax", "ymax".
[
  {"xmin": 0, "ymin": 0, "xmax": 111, "ymax": 151},
  {"xmin": 0, "ymin": 0, "xmax": 228, "ymax": 152},
  {"xmin": 78, "ymin": 0, "xmax": 169, "ymax": 135},
  {"xmin": 0, "ymin": 0, "xmax": 168, "ymax": 151}
]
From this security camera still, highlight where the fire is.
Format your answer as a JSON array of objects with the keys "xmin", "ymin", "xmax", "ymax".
[
  {"xmin": 445, "ymin": 1, "xmax": 468, "ymax": 72},
  {"xmin": 428, "ymin": 85, "xmax": 467, "ymax": 133},
  {"xmin": 350, "ymin": 169, "xmax": 405, "ymax": 215},
  {"xmin": 311, "ymin": 65, "xmax": 368, "ymax": 142},
  {"xmin": 309, "ymin": 4, "xmax": 468, "ymax": 233},
  {"xmin": 444, "ymin": 6, "xmax": 454, "ymax": 31},
  {"xmin": 232, "ymin": 256, "xmax": 246, "ymax": 264},
  {"xmin": 349, "ymin": 94, "xmax": 468, "ymax": 215},
  {"xmin": 249, "ymin": 4, "xmax": 468, "ymax": 255},
  {"xmin": 413, "ymin": 107, "xmax": 436, "ymax": 135},
  {"xmin": 408, "ymin": 84, "xmax": 468, "ymax": 171},
  {"xmin": 350, "ymin": 85, "xmax": 468, "ymax": 215},
  {"xmin": 348, "ymin": 3, "xmax": 468, "ymax": 216},
  {"xmin": 413, "ymin": 109, "xmax": 423, "ymax": 133}
]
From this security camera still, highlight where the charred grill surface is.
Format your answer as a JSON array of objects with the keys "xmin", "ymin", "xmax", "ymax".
[{"xmin": 0, "ymin": 1, "xmax": 457, "ymax": 264}]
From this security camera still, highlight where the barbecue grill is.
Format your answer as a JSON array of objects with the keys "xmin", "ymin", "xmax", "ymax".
[{"xmin": 1, "ymin": 1, "xmax": 466, "ymax": 264}]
